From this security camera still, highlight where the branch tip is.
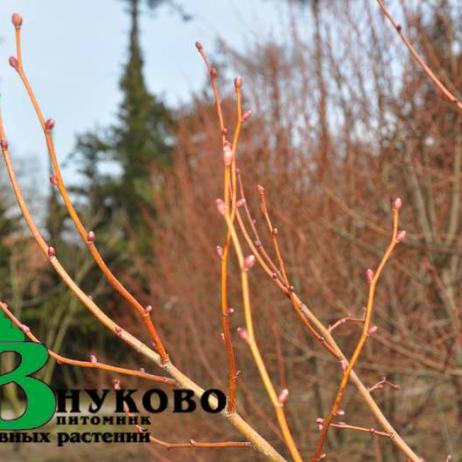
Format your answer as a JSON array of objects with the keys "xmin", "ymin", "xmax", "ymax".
[
  {"xmin": 366, "ymin": 268, "xmax": 374, "ymax": 284},
  {"xmin": 11, "ymin": 13, "xmax": 23, "ymax": 29}
]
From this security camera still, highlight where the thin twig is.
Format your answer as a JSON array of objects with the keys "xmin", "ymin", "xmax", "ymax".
[
  {"xmin": 312, "ymin": 201, "xmax": 403, "ymax": 461},
  {"xmin": 9, "ymin": 19, "xmax": 169, "ymax": 364}
]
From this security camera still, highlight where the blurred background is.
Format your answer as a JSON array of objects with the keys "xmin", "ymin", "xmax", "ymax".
[{"xmin": 0, "ymin": 0, "xmax": 461, "ymax": 460}]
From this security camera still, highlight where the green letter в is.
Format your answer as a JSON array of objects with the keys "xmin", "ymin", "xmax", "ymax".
[{"xmin": 0, "ymin": 313, "xmax": 56, "ymax": 430}]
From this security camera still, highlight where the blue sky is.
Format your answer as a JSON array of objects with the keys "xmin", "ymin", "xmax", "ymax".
[{"xmin": 0, "ymin": 0, "xmax": 283, "ymax": 186}]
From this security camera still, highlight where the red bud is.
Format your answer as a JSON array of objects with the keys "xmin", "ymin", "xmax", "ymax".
[
  {"xmin": 0, "ymin": 139, "xmax": 8, "ymax": 150},
  {"xmin": 366, "ymin": 268, "xmax": 374, "ymax": 283},
  {"xmin": 278, "ymin": 388, "xmax": 289, "ymax": 404},
  {"xmin": 393, "ymin": 197, "xmax": 402, "ymax": 211},
  {"xmin": 45, "ymin": 119, "xmax": 55, "ymax": 130},
  {"xmin": 145, "ymin": 305, "xmax": 153, "ymax": 313},
  {"xmin": 236, "ymin": 198, "xmax": 246, "ymax": 207},
  {"xmin": 8, "ymin": 57, "xmax": 18, "ymax": 69},
  {"xmin": 257, "ymin": 184, "xmax": 265, "ymax": 195},
  {"xmin": 396, "ymin": 230, "xmax": 406, "ymax": 243},
  {"xmin": 47, "ymin": 246, "xmax": 56, "ymax": 258},
  {"xmin": 216, "ymin": 198, "xmax": 225, "ymax": 215},
  {"xmin": 49, "ymin": 175, "xmax": 58, "ymax": 186},
  {"xmin": 243, "ymin": 254, "xmax": 256, "ymax": 271},
  {"xmin": 195, "ymin": 41, "xmax": 203, "ymax": 51},
  {"xmin": 21, "ymin": 324, "xmax": 30, "ymax": 334},
  {"xmin": 12, "ymin": 13, "xmax": 23, "ymax": 28},
  {"xmin": 87, "ymin": 230, "xmax": 96, "ymax": 243},
  {"xmin": 210, "ymin": 67, "xmax": 218, "ymax": 79},
  {"xmin": 223, "ymin": 145, "xmax": 234, "ymax": 166},
  {"xmin": 216, "ymin": 245, "xmax": 224, "ymax": 258},
  {"xmin": 368, "ymin": 325, "xmax": 378, "ymax": 335},
  {"xmin": 237, "ymin": 327, "xmax": 249, "ymax": 342},
  {"xmin": 90, "ymin": 354, "xmax": 97, "ymax": 364},
  {"xmin": 242, "ymin": 110, "xmax": 252, "ymax": 122},
  {"xmin": 234, "ymin": 76, "xmax": 242, "ymax": 89}
]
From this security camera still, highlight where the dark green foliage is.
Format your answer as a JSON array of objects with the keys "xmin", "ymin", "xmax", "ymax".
[{"xmin": 74, "ymin": 0, "xmax": 174, "ymax": 252}]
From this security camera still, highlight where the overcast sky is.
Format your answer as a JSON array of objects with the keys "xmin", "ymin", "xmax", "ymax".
[{"xmin": 0, "ymin": 0, "xmax": 284, "ymax": 186}]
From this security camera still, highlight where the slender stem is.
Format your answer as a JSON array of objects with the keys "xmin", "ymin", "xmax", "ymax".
[
  {"xmin": 224, "ymin": 213, "xmax": 303, "ymax": 462},
  {"xmin": 329, "ymin": 422, "xmax": 393, "ymax": 439},
  {"xmin": 375, "ymin": 0, "xmax": 462, "ymax": 114},
  {"xmin": 258, "ymin": 188, "xmax": 290, "ymax": 286},
  {"xmin": 115, "ymin": 387, "xmax": 251, "ymax": 450},
  {"xmin": 312, "ymin": 208, "xmax": 400, "ymax": 461}
]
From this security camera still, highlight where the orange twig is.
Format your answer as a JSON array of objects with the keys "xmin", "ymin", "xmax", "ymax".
[
  {"xmin": 375, "ymin": 0, "xmax": 462, "ymax": 114},
  {"xmin": 312, "ymin": 200, "xmax": 404, "ymax": 461},
  {"xmin": 318, "ymin": 418, "xmax": 393, "ymax": 439},
  {"xmin": 222, "ymin": 209, "xmax": 303, "ymax": 462},
  {"xmin": 112, "ymin": 380, "xmax": 251, "ymax": 450},
  {"xmin": 9, "ymin": 19, "xmax": 169, "ymax": 364},
  {"xmin": 257, "ymin": 185, "xmax": 290, "ymax": 287},
  {"xmin": 196, "ymin": 42, "xmax": 239, "ymax": 414}
]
